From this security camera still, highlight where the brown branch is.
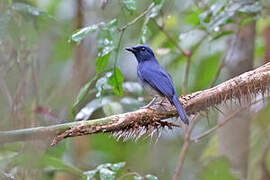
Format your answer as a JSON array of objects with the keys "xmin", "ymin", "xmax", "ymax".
[
  {"xmin": 0, "ymin": 62, "xmax": 270, "ymax": 145},
  {"xmin": 173, "ymin": 114, "xmax": 200, "ymax": 180}
]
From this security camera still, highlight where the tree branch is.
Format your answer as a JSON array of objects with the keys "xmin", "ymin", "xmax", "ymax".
[
  {"xmin": 0, "ymin": 62, "xmax": 270, "ymax": 145},
  {"xmin": 173, "ymin": 114, "xmax": 200, "ymax": 180}
]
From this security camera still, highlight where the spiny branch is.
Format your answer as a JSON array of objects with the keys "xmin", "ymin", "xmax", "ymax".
[{"xmin": 0, "ymin": 62, "xmax": 270, "ymax": 145}]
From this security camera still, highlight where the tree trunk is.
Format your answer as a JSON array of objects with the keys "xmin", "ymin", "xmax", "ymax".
[{"xmin": 218, "ymin": 21, "xmax": 255, "ymax": 180}]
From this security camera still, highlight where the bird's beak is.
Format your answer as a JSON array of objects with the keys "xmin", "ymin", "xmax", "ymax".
[{"xmin": 125, "ymin": 47, "xmax": 136, "ymax": 53}]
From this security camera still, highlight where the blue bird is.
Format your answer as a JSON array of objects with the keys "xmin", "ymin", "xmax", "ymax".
[{"xmin": 125, "ymin": 45, "xmax": 189, "ymax": 125}]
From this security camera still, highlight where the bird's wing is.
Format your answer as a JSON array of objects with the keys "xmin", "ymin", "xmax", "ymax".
[{"xmin": 140, "ymin": 65, "xmax": 177, "ymax": 99}]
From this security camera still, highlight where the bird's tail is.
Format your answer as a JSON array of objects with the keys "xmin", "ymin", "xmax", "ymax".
[{"xmin": 172, "ymin": 95, "xmax": 189, "ymax": 125}]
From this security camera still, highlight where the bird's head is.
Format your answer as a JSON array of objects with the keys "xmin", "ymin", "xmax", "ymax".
[{"xmin": 125, "ymin": 45, "xmax": 155, "ymax": 63}]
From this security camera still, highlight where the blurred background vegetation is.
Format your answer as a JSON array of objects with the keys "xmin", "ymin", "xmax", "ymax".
[{"xmin": 0, "ymin": 0, "xmax": 270, "ymax": 179}]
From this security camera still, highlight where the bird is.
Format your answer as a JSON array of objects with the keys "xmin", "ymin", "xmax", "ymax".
[{"xmin": 125, "ymin": 45, "xmax": 189, "ymax": 125}]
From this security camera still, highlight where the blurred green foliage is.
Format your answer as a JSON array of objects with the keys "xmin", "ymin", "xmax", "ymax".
[{"xmin": 0, "ymin": 0, "xmax": 269, "ymax": 179}]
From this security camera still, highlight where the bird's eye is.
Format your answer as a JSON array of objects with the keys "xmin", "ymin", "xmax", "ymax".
[{"xmin": 141, "ymin": 47, "xmax": 146, "ymax": 51}]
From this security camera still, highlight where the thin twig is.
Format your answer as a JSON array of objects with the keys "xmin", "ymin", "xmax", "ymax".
[
  {"xmin": 153, "ymin": 19, "xmax": 187, "ymax": 56},
  {"xmin": 114, "ymin": 30, "xmax": 125, "ymax": 68},
  {"xmin": 182, "ymin": 53, "xmax": 192, "ymax": 95},
  {"xmin": 191, "ymin": 99, "xmax": 264, "ymax": 142},
  {"xmin": 118, "ymin": 3, "xmax": 154, "ymax": 32},
  {"xmin": 173, "ymin": 113, "xmax": 200, "ymax": 180}
]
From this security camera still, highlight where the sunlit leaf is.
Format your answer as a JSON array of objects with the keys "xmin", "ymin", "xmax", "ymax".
[
  {"xmin": 99, "ymin": 167, "xmax": 116, "ymax": 180},
  {"xmin": 83, "ymin": 170, "xmax": 98, "ymax": 180},
  {"xmin": 82, "ymin": 162, "xmax": 125, "ymax": 180},
  {"xmin": 108, "ymin": 67, "xmax": 124, "ymax": 96},
  {"xmin": 102, "ymin": 19, "xmax": 118, "ymax": 33},
  {"xmin": 238, "ymin": 2, "xmax": 261, "ymax": 13},
  {"xmin": 145, "ymin": 174, "xmax": 158, "ymax": 180},
  {"xmin": 70, "ymin": 19, "xmax": 118, "ymax": 45},
  {"xmin": 75, "ymin": 99, "xmax": 102, "ymax": 120},
  {"xmin": 110, "ymin": 162, "xmax": 126, "ymax": 171},
  {"xmin": 140, "ymin": 23, "xmax": 151, "ymax": 44},
  {"xmin": 148, "ymin": 2, "xmax": 163, "ymax": 18},
  {"xmin": 139, "ymin": 1, "xmax": 163, "ymax": 43},
  {"xmin": 134, "ymin": 176, "xmax": 143, "ymax": 180},
  {"xmin": 199, "ymin": 1, "xmax": 261, "ymax": 33},
  {"xmin": 97, "ymin": 30, "xmax": 115, "ymax": 57},
  {"xmin": 95, "ymin": 73, "xmax": 114, "ymax": 98},
  {"xmin": 70, "ymin": 24, "xmax": 98, "ymax": 44},
  {"xmin": 123, "ymin": 0, "xmax": 136, "ymax": 12}
]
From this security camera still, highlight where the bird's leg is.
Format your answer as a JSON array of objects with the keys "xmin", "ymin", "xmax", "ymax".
[
  {"xmin": 156, "ymin": 97, "xmax": 168, "ymax": 110},
  {"xmin": 157, "ymin": 97, "xmax": 166, "ymax": 105},
  {"xmin": 141, "ymin": 96, "xmax": 158, "ymax": 109}
]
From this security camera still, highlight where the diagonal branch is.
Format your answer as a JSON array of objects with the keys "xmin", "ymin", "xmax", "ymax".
[{"xmin": 1, "ymin": 62, "xmax": 270, "ymax": 145}]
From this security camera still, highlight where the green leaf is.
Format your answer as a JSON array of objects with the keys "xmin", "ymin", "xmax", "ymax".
[
  {"xmin": 145, "ymin": 174, "xmax": 158, "ymax": 180},
  {"xmin": 199, "ymin": 1, "xmax": 261, "ymax": 33},
  {"xmin": 108, "ymin": 67, "xmax": 124, "ymax": 96},
  {"xmin": 83, "ymin": 170, "xmax": 98, "ymax": 180},
  {"xmin": 96, "ymin": 53, "xmax": 111, "ymax": 74},
  {"xmin": 12, "ymin": 2, "xmax": 52, "ymax": 18},
  {"xmin": 0, "ymin": 11, "xmax": 11, "ymax": 41},
  {"xmin": 211, "ymin": 30, "xmax": 234, "ymax": 40},
  {"xmin": 185, "ymin": 8, "xmax": 203, "ymax": 26},
  {"xmin": 75, "ymin": 98, "xmax": 103, "ymax": 120},
  {"xmin": 238, "ymin": 2, "xmax": 261, "ymax": 13},
  {"xmin": 70, "ymin": 24, "xmax": 98, "ymax": 44},
  {"xmin": 134, "ymin": 176, "xmax": 143, "ymax": 180},
  {"xmin": 99, "ymin": 167, "xmax": 116, "ymax": 180},
  {"xmin": 70, "ymin": 19, "xmax": 118, "ymax": 45},
  {"xmin": 200, "ymin": 157, "xmax": 238, "ymax": 180},
  {"xmin": 110, "ymin": 162, "xmax": 126, "ymax": 171},
  {"xmin": 139, "ymin": 1, "xmax": 163, "ymax": 43},
  {"xmin": 152, "ymin": 0, "xmax": 162, "ymax": 5},
  {"xmin": 102, "ymin": 19, "xmax": 118, "ymax": 33},
  {"xmin": 123, "ymin": 0, "xmax": 136, "ymax": 12},
  {"xmin": 41, "ymin": 155, "xmax": 83, "ymax": 176},
  {"xmin": 72, "ymin": 76, "xmax": 97, "ymax": 117},
  {"xmin": 97, "ymin": 30, "xmax": 115, "ymax": 57},
  {"xmin": 140, "ymin": 23, "xmax": 151, "ymax": 44},
  {"xmin": 148, "ymin": 2, "xmax": 164, "ymax": 18}
]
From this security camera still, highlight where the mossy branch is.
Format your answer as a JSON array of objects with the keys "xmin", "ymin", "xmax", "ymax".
[{"xmin": 1, "ymin": 62, "xmax": 270, "ymax": 146}]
